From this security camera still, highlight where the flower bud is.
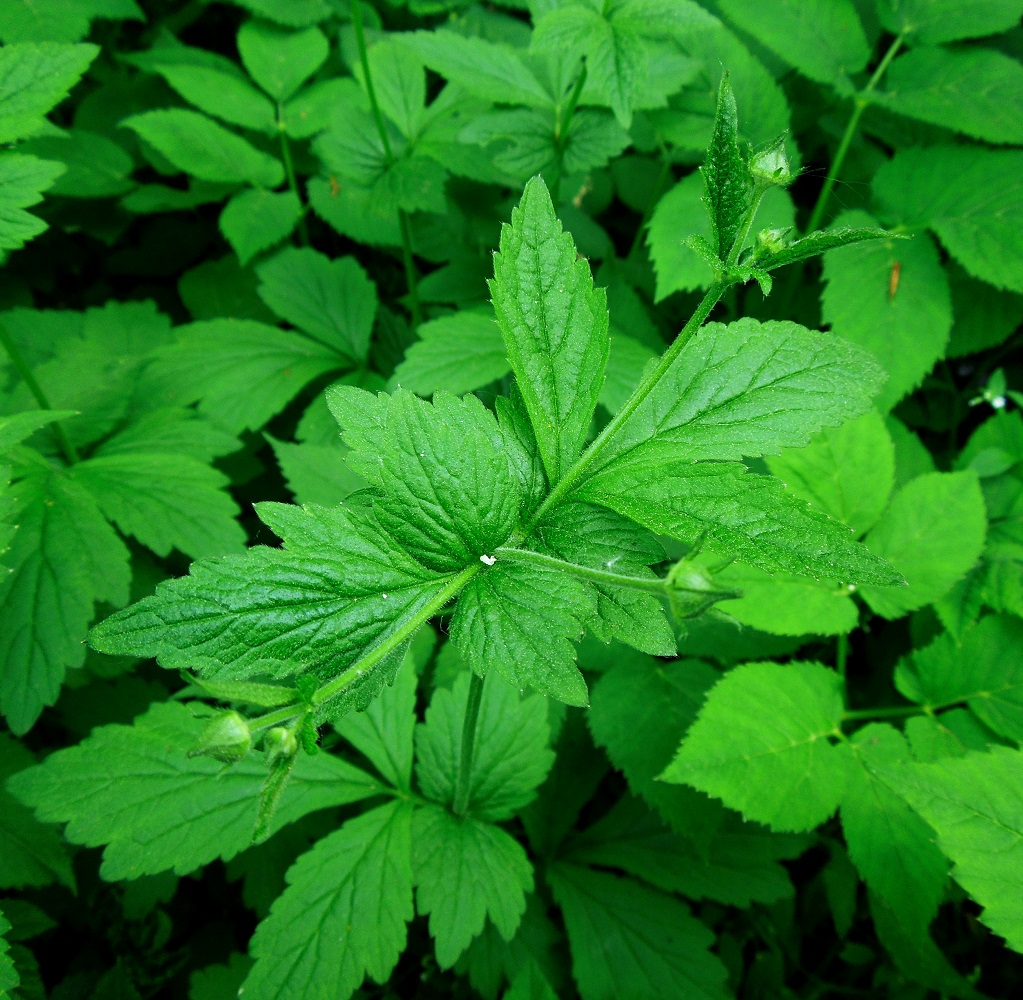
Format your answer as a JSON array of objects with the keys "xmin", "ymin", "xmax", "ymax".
[
  {"xmin": 755, "ymin": 228, "xmax": 789, "ymax": 256},
  {"xmin": 750, "ymin": 136, "xmax": 792, "ymax": 188},
  {"xmin": 188, "ymin": 711, "xmax": 252, "ymax": 763},
  {"xmin": 264, "ymin": 726, "xmax": 298, "ymax": 767}
]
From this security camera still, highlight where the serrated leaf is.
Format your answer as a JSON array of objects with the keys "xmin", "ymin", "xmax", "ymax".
[
  {"xmin": 413, "ymin": 805, "xmax": 533, "ymax": 969},
  {"xmin": 0, "ymin": 1, "xmax": 142, "ymax": 44},
  {"xmin": 226, "ymin": 0, "xmax": 330, "ymax": 27},
  {"xmin": 19, "ymin": 128, "xmax": 133, "ymax": 198},
  {"xmin": 0, "ymin": 41, "xmax": 98, "ymax": 142},
  {"xmin": 145, "ymin": 62, "xmax": 276, "ymax": 132},
  {"xmin": 753, "ymin": 226, "xmax": 893, "ymax": 271},
  {"xmin": 701, "ymin": 73, "xmax": 751, "ymax": 261},
  {"xmin": 0, "ymin": 409, "xmax": 76, "ymax": 451},
  {"xmin": 451, "ymin": 560, "xmax": 591, "ymax": 706},
  {"xmin": 94, "ymin": 408, "xmax": 240, "ymax": 465},
  {"xmin": 876, "ymin": 746, "xmax": 1023, "ymax": 952},
  {"xmin": 547, "ymin": 863, "xmax": 730, "ymax": 1000},
  {"xmin": 822, "ymin": 211, "xmax": 951, "ymax": 412},
  {"xmin": 895, "ymin": 615, "xmax": 1023, "ymax": 740},
  {"xmin": 269, "ymin": 437, "xmax": 366, "ymax": 507},
  {"xmin": 873, "ymin": 145, "xmax": 1023, "ymax": 293},
  {"xmin": 415, "ymin": 669, "xmax": 554, "ymax": 821},
  {"xmin": 878, "ymin": 0, "xmax": 1023, "ymax": 45},
  {"xmin": 147, "ymin": 319, "xmax": 346, "ymax": 434},
  {"xmin": 243, "ymin": 801, "xmax": 413, "ymax": 1000},
  {"xmin": 662, "ymin": 662, "xmax": 854, "ymax": 831},
  {"xmin": 490, "ymin": 175, "xmax": 609, "ymax": 485},
  {"xmin": 8, "ymin": 700, "xmax": 381, "ymax": 880},
  {"xmin": 89, "ymin": 503, "xmax": 451, "ymax": 717},
  {"xmin": 74, "ymin": 453, "xmax": 245, "ymax": 559},
  {"xmin": 861, "ymin": 471, "xmax": 987, "ymax": 618},
  {"xmin": 257, "ymin": 247, "xmax": 377, "ymax": 363},
  {"xmin": 0, "ymin": 908, "xmax": 15, "ymax": 994},
  {"xmin": 0, "ymin": 469, "xmax": 130, "ymax": 735},
  {"xmin": 875, "ymin": 46, "xmax": 1023, "ymax": 145},
  {"xmin": 0, "ymin": 153, "xmax": 64, "ymax": 251},
  {"xmin": 237, "ymin": 19, "xmax": 327, "ymax": 102},
  {"xmin": 842, "ymin": 724, "xmax": 948, "ymax": 933},
  {"xmin": 330, "ymin": 387, "xmax": 523, "ymax": 572},
  {"xmin": 718, "ymin": 0, "xmax": 868, "ymax": 84},
  {"xmin": 121, "ymin": 109, "xmax": 284, "ymax": 187},
  {"xmin": 219, "ymin": 189, "xmax": 301, "ymax": 266}
]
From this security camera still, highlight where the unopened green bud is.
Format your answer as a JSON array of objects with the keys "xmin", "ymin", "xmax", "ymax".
[
  {"xmin": 264, "ymin": 726, "xmax": 298, "ymax": 767},
  {"xmin": 755, "ymin": 228, "xmax": 789, "ymax": 255},
  {"xmin": 665, "ymin": 558, "xmax": 741, "ymax": 621},
  {"xmin": 750, "ymin": 136, "xmax": 792, "ymax": 187},
  {"xmin": 188, "ymin": 710, "xmax": 252, "ymax": 763}
]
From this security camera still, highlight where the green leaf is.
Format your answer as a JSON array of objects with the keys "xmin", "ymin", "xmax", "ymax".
[
  {"xmin": 393, "ymin": 311, "xmax": 509, "ymax": 397},
  {"xmin": 94, "ymin": 408, "xmax": 240, "ymax": 465},
  {"xmin": 360, "ymin": 39, "xmax": 426, "ymax": 140},
  {"xmin": 0, "ymin": 409, "xmax": 76, "ymax": 451},
  {"xmin": 878, "ymin": 0, "xmax": 1023, "ymax": 45},
  {"xmin": 334, "ymin": 651, "xmax": 417, "ymax": 792},
  {"xmin": 662, "ymin": 662, "xmax": 853, "ymax": 831},
  {"xmin": 451, "ymin": 560, "xmax": 592, "ymax": 706},
  {"xmin": 751, "ymin": 225, "xmax": 894, "ymax": 271},
  {"xmin": 0, "ymin": 733, "xmax": 74, "ymax": 891},
  {"xmin": 822, "ymin": 211, "xmax": 951, "ymax": 412},
  {"xmin": 875, "ymin": 46, "xmax": 1023, "ymax": 145},
  {"xmin": 861, "ymin": 471, "xmax": 987, "ymax": 618},
  {"xmin": 257, "ymin": 247, "xmax": 377, "ymax": 363},
  {"xmin": 0, "ymin": 1, "xmax": 141, "ymax": 43},
  {"xmin": 219, "ymin": 189, "xmax": 301, "ymax": 266},
  {"xmin": 121, "ymin": 109, "xmax": 284, "ymax": 187},
  {"xmin": 8, "ymin": 700, "xmax": 381, "ymax": 880},
  {"xmin": 701, "ymin": 73, "xmax": 751, "ymax": 262},
  {"xmin": 895, "ymin": 615, "xmax": 1023, "ymax": 741},
  {"xmin": 0, "ymin": 153, "xmax": 64, "ymax": 251},
  {"xmin": 0, "ymin": 469, "xmax": 130, "ymax": 735},
  {"xmin": 145, "ymin": 63, "xmax": 276, "ymax": 133},
  {"xmin": 0, "ymin": 41, "xmax": 98, "ymax": 142},
  {"xmin": 243, "ymin": 802, "xmax": 414, "ymax": 1000},
  {"xmin": 578, "ymin": 459, "xmax": 900, "ymax": 585},
  {"xmin": 547, "ymin": 863, "xmax": 730, "ymax": 1000},
  {"xmin": 226, "ymin": 0, "xmax": 330, "ymax": 28},
  {"xmin": 19, "ymin": 128, "xmax": 133, "ymax": 198},
  {"xmin": 595, "ymin": 317, "xmax": 886, "ymax": 467},
  {"xmin": 842, "ymin": 724, "xmax": 949, "ymax": 932},
  {"xmin": 147, "ymin": 319, "xmax": 345, "ymax": 434},
  {"xmin": 877, "ymin": 746, "xmax": 1023, "ymax": 952},
  {"xmin": 873, "ymin": 145, "xmax": 1023, "ymax": 293},
  {"xmin": 767, "ymin": 410, "xmax": 895, "ymax": 537},
  {"xmin": 89, "ymin": 502, "xmax": 450, "ymax": 715},
  {"xmin": 490, "ymin": 175, "xmax": 609, "ymax": 485},
  {"xmin": 329, "ymin": 387, "xmax": 523, "ymax": 572},
  {"xmin": 415, "ymin": 670, "xmax": 554, "ymax": 821},
  {"xmin": 74, "ymin": 453, "xmax": 245, "ymax": 559},
  {"xmin": 0, "ymin": 907, "xmax": 16, "ymax": 994},
  {"xmin": 413, "ymin": 805, "xmax": 533, "ymax": 969},
  {"xmin": 269, "ymin": 438, "xmax": 366, "ymax": 507},
  {"xmin": 237, "ymin": 19, "xmax": 327, "ymax": 102},
  {"xmin": 718, "ymin": 0, "xmax": 869, "ymax": 84},
  {"xmin": 946, "ymin": 262, "xmax": 1023, "ymax": 358}
]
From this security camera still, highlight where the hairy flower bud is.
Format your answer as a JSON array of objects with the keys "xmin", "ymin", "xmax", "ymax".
[
  {"xmin": 264, "ymin": 726, "xmax": 298, "ymax": 767},
  {"xmin": 750, "ymin": 136, "xmax": 792, "ymax": 188},
  {"xmin": 188, "ymin": 711, "xmax": 252, "ymax": 763}
]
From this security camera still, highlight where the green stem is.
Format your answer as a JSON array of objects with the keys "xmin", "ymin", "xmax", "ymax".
[
  {"xmin": 805, "ymin": 34, "xmax": 904, "ymax": 234},
  {"xmin": 0, "ymin": 322, "xmax": 79, "ymax": 464},
  {"xmin": 453, "ymin": 671, "xmax": 485, "ymax": 817},
  {"xmin": 836, "ymin": 633, "xmax": 849, "ymax": 684},
  {"xmin": 523, "ymin": 281, "xmax": 728, "ymax": 533},
  {"xmin": 494, "ymin": 547, "xmax": 668, "ymax": 595},
  {"xmin": 551, "ymin": 62, "xmax": 587, "ymax": 205},
  {"xmin": 725, "ymin": 187, "xmax": 767, "ymax": 267},
  {"xmin": 277, "ymin": 117, "xmax": 309, "ymax": 246},
  {"xmin": 842, "ymin": 704, "xmax": 922, "ymax": 721}
]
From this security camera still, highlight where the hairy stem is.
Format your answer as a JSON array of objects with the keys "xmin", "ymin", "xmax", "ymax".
[
  {"xmin": 805, "ymin": 35, "xmax": 904, "ymax": 234},
  {"xmin": 0, "ymin": 322, "xmax": 79, "ymax": 464},
  {"xmin": 494, "ymin": 547, "xmax": 668, "ymax": 594},
  {"xmin": 453, "ymin": 671, "xmax": 485, "ymax": 817},
  {"xmin": 524, "ymin": 280, "xmax": 728, "ymax": 532},
  {"xmin": 277, "ymin": 115, "xmax": 310, "ymax": 246}
]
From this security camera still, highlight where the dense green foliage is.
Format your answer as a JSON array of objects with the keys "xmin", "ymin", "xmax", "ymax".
[{"xmin": 2, "ymin": 1, "xmax": 1023, "ymax": 998}]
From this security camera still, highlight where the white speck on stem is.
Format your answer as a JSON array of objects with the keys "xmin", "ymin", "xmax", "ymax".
[{"xmin": 480, "ymin": 554, "xmax": 496, "ymax": 566}]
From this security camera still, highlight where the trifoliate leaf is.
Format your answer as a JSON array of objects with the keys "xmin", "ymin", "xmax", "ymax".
[
  {"xmin": 718, "ymin": 0, "xmax": 869, "ymax": 84},
  {"xmin": 842, "ymin": 724, "xmax": 949, "ymax": 933},
  {"xmin": 895, "ymin": 615, "xmax": 1023, "ymax": 741},
  {"xmin": 875, "ymin": 46, "xmax": 1023, "ymax": 145},
  {"xmin": 237, "ymin": 20, "xmax": 327, "ymax": 102},
  {"xmin": 877, "ymin": 746, "xmax": 1023, "ymax": 952},
  {"xmin": 861, "ymin": 471, "xmax": 987, "ymax": 618},
  {"xmin": 415, "ymin": 670, "xmax": 554, "ymax": 821},
  {"xmin": 0, "ymin": 469, "xmax": 130, "ymax": 735},
  {"xmin": 121, "ymin": 109, "xmax": 284, "ymax": 187},
  {"xmin": 450, "ymin": 560, "xmax": 592, "ymax": 706},
  {"xmin": 219, "ymin": 189, "xmax": 301, "ymax": 266},
  {"xmin": 873, "ymin": 145, "xmax": 1023, "ymax": 293},
  {"xmin": 0, "ymin": 1, "xmax": 141, "ymax": 44},
  {"xmin": 822, "ymin": 211, "xmax": 951, "ymax": 412},
  {"xmin": 392, "ymin": 311, "xmax": 509, "ymax": 397},
  {"xmin": 413, "ymin": 805, "xmax": 533, "ymax": 969},
  {"xmin": 89, "ymin": 502, "xmax": 451, "ymax": 717},
  {"xmin": 243, "ymin": 802, "xmax": 414, "ymax": 1000},
  {"xmin": 490, "ymin": 175, "xmax": 609, "ymax": 485},
  {"xmin": 257, "ymin": 247, "xmax": 377, "ymax": 363},
  {"xmin": 547, "ymin": 863, "xmax": 730, "ymax": 1000},
  {"xmin": 147, "ymin": 319, "xmax": 346, "ymax": 434},
  {"xmin": 8, "ymin": 701, "xmax": 382, "ymax": 880},
  {"xmin": 0, "ymin": 153, "xmax": 64, "ymax": 251},
  {"xmin": 662, "ymin": 662, "xmax": 854, "ymax": 832}
]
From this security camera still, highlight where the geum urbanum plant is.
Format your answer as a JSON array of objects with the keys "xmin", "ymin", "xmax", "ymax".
[{"xmin": 12, "ymin": 77, "xmax": 904, "ymax": 997}]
